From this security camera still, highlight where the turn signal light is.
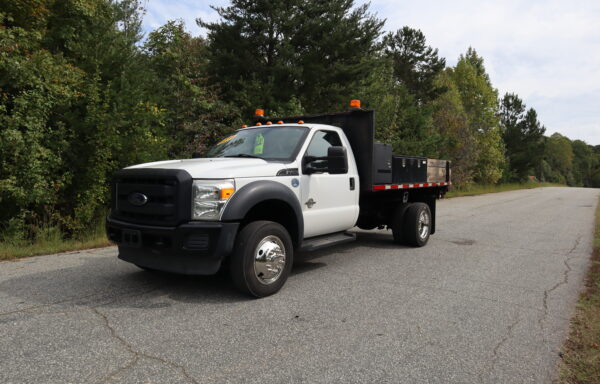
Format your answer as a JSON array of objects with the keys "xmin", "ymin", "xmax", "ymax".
[
  {"xmin": 254, "ymin": 109, "xmax": 265, "ymax": 116},
  {"xmin": 349, "ymin": 99, "xmax": 361, "ymax": 109},
  {"xmin": 220, "ymin": 188, "xmax": 235, "ymax": 199}
]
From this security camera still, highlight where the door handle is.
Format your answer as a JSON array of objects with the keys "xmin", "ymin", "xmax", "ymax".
[{"xmin": 349, "ymin": 177, "xmax": 355, "ymax": 190}]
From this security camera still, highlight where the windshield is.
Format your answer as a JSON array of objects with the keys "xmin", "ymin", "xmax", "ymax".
[{"xmin": 205, "ymin": 126, "xmax": 309, "ymax": 161}]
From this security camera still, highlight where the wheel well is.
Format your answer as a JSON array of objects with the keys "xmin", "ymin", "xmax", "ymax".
[{"xmin": 241, "ymin": 200, "xmax": 300, "ymax": 247}]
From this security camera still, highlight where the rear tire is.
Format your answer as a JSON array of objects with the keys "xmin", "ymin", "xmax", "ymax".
[
  {"xmin": 230, "ymin": 221, "xmax": 293, "ymax": 297},
  {"xmin": 403, "ymin": 203, "xmax": 432, "ymax": 247}
]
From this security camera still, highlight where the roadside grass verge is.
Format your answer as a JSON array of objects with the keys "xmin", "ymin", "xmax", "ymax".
[
  {"xmin": 559, "ymin": 197, "xmax": 600, "ymax": 383},
  {"xmin": 0, "ymin": 224, "xmax": 111, "ymax": 261},
  {"xmin": 446, "ymin": 182, "xmax": 564, "ymax": 198}
]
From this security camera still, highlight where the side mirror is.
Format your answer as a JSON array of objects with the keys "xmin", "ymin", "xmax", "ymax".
[
  {"xmin": 326, "ymin": 146, "xmax": 348, "ymax": 174},
  {"xmin": 302, "ymin": 146, "xmax": 348, "ymax": 175}
]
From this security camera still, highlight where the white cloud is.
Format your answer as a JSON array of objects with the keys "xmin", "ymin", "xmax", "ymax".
[{"xmin": 141, "ymin": 0, "xmax": 600, "ymax": 144}]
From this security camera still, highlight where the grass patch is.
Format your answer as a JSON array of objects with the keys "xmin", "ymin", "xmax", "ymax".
[
  {"xmin": 0, "ymin": 224, "xmax": 111, "ymax": 261},
  {"xmin": 446, "ymin": 182, "xmax": 564, "ymax": 198},
  {"xmin": 559, "ymin": 197, "xmax": 600, "ymax": 383}
]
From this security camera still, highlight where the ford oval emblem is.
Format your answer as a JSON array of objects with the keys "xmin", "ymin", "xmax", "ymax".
[{"xmin": 128, "ymin": 192, "xmax": 148, "ymax": 206}]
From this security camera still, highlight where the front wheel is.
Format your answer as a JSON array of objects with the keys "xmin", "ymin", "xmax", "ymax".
[{"xmin": 230, "ymin": 221, "xmax": 293, "ymax": 297}]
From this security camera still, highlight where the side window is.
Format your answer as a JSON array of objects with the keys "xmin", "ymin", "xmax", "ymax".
[
  {"xmin": 306, "ymin": 131, "xmax": 342, "ymax": 157},
  {"xmin": 304, "ymin": 131, "xmax": 344, "ymax": 173}
]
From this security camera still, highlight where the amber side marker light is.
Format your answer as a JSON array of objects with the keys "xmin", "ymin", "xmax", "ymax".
[
  {"xmin": 349, "ymin": 99, "xmax": 361, "ymax": 109},
  {"xmin": 220, "ymin": 188, "xmax": 235, "ymax": 199},
  {"xmin": 254, "ymin": 109, "xmax": 265, "ymax": 117}
]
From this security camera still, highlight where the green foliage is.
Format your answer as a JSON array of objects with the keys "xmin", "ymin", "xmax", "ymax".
[
  {"xmin": 544, "ymin": 133, "xmax": 574, "ymax": 184},
  {"xmin": 500, "ymin": 93, "xmax": 546, "ymax": 181},
  {"xmin": 1, "ymin": 0, "xmax": 599, "ymax": 247},
  {"xmin": 383, "ymin": 27, "xmax": 446, "ymax": 103},
  {"xmin": 143, "ymin": 20, "xmax": 241, "ymax": 155},
  {"xmin": 201, "ymin": 0, "xmax": 384, "ymax": 115},
  {"xmin": 451, "ymin": 49, "xmax": 505, "ymax": 184},
  {"xmin": 431, "ymin": 70, "xmax": 476, "ymax": 186}
]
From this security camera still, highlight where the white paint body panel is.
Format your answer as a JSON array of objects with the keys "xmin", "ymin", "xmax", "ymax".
[
  {"xmin": 298, "ymin": 126, "xmax": 360, "ymax": 238},
  {"xmin": 126, "ymin": 123, "xmax": 360, "ymax": 240}
]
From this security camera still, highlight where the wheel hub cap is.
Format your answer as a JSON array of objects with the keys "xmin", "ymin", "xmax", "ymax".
[
  {"xmin": 254, "ymin": 235, "xmax": 286, "ymax": 285},
  {"xmin": 418, "ymin": 211, "xmax": 430, "ymax": 239}
]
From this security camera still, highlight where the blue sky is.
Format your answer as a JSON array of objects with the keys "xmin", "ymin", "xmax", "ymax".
[{"xmin": 141, "ymin": 0, "xmax": 600, "ymax": 145}]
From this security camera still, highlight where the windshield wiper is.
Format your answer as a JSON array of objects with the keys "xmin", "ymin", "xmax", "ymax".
[{"xmin": 224, "ymin": 154, "xmax": 263, "ymax": 159}]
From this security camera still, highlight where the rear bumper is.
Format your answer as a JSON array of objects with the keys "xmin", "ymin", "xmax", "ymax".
[{"xmin": 106, "ymin": 217, "xmax": 239, "ymax": 275}]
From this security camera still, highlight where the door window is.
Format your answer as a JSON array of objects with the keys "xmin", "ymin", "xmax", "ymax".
[
  {"xmin": 304, "ymin": 131, "xmax": 344, "ymax": 173},
  {"xmin": 306, "ymin": 131, "xmax": 342, "ymax": 157}
]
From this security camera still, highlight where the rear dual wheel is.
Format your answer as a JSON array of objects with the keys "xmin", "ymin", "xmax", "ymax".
[{"xmin": 391, "ymin": 202, "xmax": 431, "ymax": 247}]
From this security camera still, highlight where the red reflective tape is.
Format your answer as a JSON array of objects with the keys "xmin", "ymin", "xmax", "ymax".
[
  {"xmin": 374, "ymin": 185, "xmax": 386, "ymax": 190},
  {"xmin": 391, "ymin": 184, "xmax": 399, "ymax": 189}
]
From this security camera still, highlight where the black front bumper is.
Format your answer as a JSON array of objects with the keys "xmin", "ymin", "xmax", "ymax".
[{"xmin": 106, "ymin": 217, "xmax": 239, "ymax": 275}]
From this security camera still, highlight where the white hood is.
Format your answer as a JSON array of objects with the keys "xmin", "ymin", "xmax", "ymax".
[{"xmin": 126, "ymin": 158, "xmax": 291, "ymax": 179}]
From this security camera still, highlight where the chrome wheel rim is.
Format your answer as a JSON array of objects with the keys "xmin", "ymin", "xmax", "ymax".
[
  {"xmin": 253, "ymin": 235, "xmax": 286, "ymax": 285},
  {"xmin": 418, "ymin": 210, "xmax": 430, "ymax": 239}
]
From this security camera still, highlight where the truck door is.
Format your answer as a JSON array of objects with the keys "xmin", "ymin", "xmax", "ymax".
[{"xmin": 300, "ymin": 130, "xmax": 359, "ymax": 238}]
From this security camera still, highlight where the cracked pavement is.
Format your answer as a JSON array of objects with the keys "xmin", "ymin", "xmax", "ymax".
[{"xmin": 0, "ymin": 187, "xmax": 598, "ymax": 383}]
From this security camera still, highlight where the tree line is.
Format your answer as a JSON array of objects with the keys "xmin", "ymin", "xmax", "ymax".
[{"xmin": 1, "ymin": 0, "xmax": 599, "ymax": 242}]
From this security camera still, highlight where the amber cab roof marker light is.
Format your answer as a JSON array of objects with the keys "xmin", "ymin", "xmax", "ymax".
[
  {"xmin": 256, "ymin": 122, "xmax": 262, "ymax": 126},
  {"xmin": 349, "ymin": 99, "xmax": 361, "ymax": 110},
  {"xmin": 254, "ymin": 108, "xmax": 265, "ymax": 117},
  {"xmin": 241, "ymin": 124, "xmax": 247, "ymax": 128},
  {"xmin": 277, "ymin": 121, "xmax": 283, "ymax": 124},
  {"xmin": 266, "ymin": 121, "xmax": 273, "ymax": 125},
  {"xmin": 297, "ymin": 120, "xmax": 304, "ymax": 124}
]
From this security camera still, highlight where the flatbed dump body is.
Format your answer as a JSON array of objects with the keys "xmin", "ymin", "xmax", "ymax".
[{"xmin": 254, "ymin": 109, "xmax": 451, "ymax": 195}]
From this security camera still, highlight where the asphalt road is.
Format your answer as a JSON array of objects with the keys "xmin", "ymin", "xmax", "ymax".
[{"xmin": 1, "ymin": 187, "xmax": 598, "ymax": 384}]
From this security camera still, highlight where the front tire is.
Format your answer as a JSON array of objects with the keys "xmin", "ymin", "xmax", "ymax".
[{"xmin": 230, "ymin": 221, "xmax": 293, "ymax": 297}]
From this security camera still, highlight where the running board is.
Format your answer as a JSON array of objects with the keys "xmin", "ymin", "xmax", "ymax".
[{"xmin": 300, "ymin": 231, "xmax": 356, "ymax": 252}]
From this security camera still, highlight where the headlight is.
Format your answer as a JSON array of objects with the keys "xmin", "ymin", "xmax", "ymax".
[{"xmin": 191, "ymin": 179, "xmax": 235, "ymax": 220}]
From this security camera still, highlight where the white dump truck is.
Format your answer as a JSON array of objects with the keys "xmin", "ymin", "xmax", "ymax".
[{"xmin": 106, "ymin": 101, "xmax": 451, "ymax": 296}]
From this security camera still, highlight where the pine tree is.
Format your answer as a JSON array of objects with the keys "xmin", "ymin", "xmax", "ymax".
[{"xmin": 200, "ymin": 0, "xmax": 383, "ymax": 115}]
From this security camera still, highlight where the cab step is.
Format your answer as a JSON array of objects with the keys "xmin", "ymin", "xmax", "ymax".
[{"xmin": 300, "ymin": 231, "xmax": 356, "ymax": 252}]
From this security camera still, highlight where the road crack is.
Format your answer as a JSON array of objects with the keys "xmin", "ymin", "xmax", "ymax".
[
  {"xmin": 479, "ymin": 315, "xmax": 521, "ymax": 382},
  {"xmin": 91, "ymin": 306, "xmax": 199, "ymax": 384},
  {"xmin": 538, "ymin": 236, "xmax": 581, "ymax": 335}
]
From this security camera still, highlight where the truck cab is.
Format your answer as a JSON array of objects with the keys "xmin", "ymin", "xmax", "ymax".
[{"xmin": 106, "ymin": 102, "xmax": 450, "ymax": 297}]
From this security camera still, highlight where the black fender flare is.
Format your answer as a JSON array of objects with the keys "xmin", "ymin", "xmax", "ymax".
[{"xmin": 221, "ymin": 180, "xmax": 304, "ymax": 244}]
